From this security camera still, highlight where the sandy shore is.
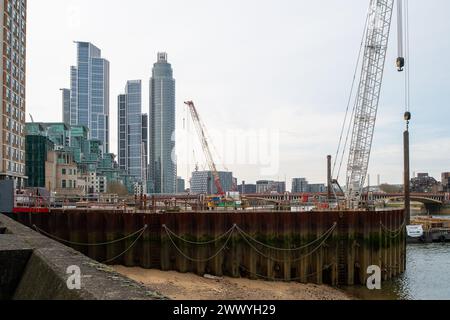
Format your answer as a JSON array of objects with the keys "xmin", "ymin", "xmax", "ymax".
[{"xmin": 113, "ymin": 266, "xmax": 352, "ymax": 300}]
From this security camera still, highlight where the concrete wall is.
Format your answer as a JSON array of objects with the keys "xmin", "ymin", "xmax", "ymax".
[{"xmin": 0, "ymin": 214, "xmax": 166, "ymax": 300}]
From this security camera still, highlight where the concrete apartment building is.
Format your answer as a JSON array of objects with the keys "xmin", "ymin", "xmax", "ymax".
[
  {"xmin": 442, "ymin": 173, "xmax": 450, "ymax": 192},
  {"xmin": 83, "ymin": 171, "xmax": 107, "ymax": 194},
  {"xmin": 190, "ymin": 171, "xmax": 234, "ymax": 195},
  {"xmin": 256, "ymin": 180, "xmax": 286, "ymax": 194},
  {"xmin": 45, "ymin": 149, "xmax": 82, "ymax": 196},
  {"xmin": 0, "ymin": 0, "xmax": 27, "ymax": 188}
]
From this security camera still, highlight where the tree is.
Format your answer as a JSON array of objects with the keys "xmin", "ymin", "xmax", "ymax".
[
  {"xmin": 379, "ymin": 184, "xmax": 403, "ymax": 194},
  {"xmin": 107, "ymin": 181, "xmax": 129, "ymax": 196}
]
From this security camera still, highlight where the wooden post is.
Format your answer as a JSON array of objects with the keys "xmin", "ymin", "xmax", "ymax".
[{"xmin": 404, "ymin": 126, "xmax": 411, "ymax": 226}]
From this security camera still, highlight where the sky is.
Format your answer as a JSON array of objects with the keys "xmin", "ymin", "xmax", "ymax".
[{"xmin": 26, "ymin": 0, "xmax": 450, "ymax": 189}]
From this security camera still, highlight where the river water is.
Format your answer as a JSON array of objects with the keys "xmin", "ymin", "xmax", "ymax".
[
  {"xmin": 344, "ymin": 243, "xmax": 450, "ymax": 300},
  {"xmin": 344, "ymin": 215, "xmax": 450, "ymax": 300}
]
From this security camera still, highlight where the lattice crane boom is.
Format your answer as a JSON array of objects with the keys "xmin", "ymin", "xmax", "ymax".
[
  {"xmin": 185, "ymin": 101, "xmax": 225, "ymax": 196},
  {"xmin": 345, "ymin": 0, "xmax": 395, "ymax": 207}
]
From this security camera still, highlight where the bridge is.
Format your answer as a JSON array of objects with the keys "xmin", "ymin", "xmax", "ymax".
[{"xmin": 242, "ymin": 192, "xmax": 448, "ymax": 206}]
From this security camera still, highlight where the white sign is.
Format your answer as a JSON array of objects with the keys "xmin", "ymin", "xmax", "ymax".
[{"xmin": 406, "ymin": 225, "xmax": 424, "ymax": 238}]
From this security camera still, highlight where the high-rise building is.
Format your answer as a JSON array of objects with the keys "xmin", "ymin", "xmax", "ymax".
[
  {"xmin": 118, "ymin": 94, "xmax": 126, "ymax": 172},
  {"xmin": 307, "ymin": 184, "xmax": 326, "ymax": 193},
  {"xmin": 442, "ymin": 173, "xmax": 450, "ymax": 192},
  {"xmin": 26, "ymin": 129, "xmax": 54, "ymax": 188},
  {"xmin": 149, "ymin": 52, "xmax": 176, "ymax": 194},
  {"xmin": 142, "ymin": 113, "xmax": 148, "ymax": 180},
  {"xmin": 118, "ymin": 80, "xmax": 146, "ymax": 183},
  {"xmin": 61, "ymin": 88, "xmax": 71, "ymax": 125},
  {"xmin": 256, "ymin": 180, "xmax": 286, "ymax": 194},
  {"xmin": 176, "ymin": 177, "xmax": 185, "ymax": 193},
  {"xmin": 190, "ymin": 171, "xmax": 234, "ymax": 195},
  {"xmin": 292, "ymin": 178, "xmax": 309, "ymax": 193},
  {"xmin": 62, "ymin": 42, "xmax": 110, "ymax": 154},
  {"xmin": 0, "ymin": 0, "xmax": 27, "ymax": 188},
  {"xmin": 238, "ymin": 182, "xmax": 257, "ymax": 194},
  {"xmin": 411, "ymin": 173, "xmax": 439, "ymax": 193}
]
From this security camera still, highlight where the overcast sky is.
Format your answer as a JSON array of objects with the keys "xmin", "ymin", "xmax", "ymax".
[{"xmin": 26, "ymin": 0, "xmax": 450, "ymax": 188}]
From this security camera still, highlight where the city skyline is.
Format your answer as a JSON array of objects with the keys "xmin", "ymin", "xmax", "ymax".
[{"xmin": 26, "ymin": 0, "xmax": 450, "ymax": 189}]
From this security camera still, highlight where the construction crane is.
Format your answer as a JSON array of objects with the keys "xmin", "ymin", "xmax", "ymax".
[
  {"xmin": 334, "ymin": 0, "xmax": 407, "ymax": 208},
  {"xmin": 184, "ymin": 101, "xmax": 225, "ymax": 196}
]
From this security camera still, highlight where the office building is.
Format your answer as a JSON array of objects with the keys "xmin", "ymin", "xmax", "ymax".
[
  {"xmin": 142, "ymin": 113, "xmax": 149, "ymax": 183},
  {"xmin": 149, "ymin": 52, "xmax": 176, "ymax": 194},
  {"xmin": 25, "ymin": 131, "xmax": 54, "ymax": 188},
  {"xmin": 62, "ymin": 42, "xmax": 110, "ymax": 154},
  {"xmin": 256, "ymin": 180, "xmax": 286, "ymax": 194},
  {"xmin": 0, "ymin": 0, "xmax": 27, "ymax": 188},
  {"xmin": 411, "ymin": 173, "xmax": 439, "ymax": 193},
  {"xmin": 176, "ymin": 177, "xmax": 185, "ymax": 193},
  {"xmin": 292, "ymin": 178, "xmax": 309, "ymax": 193},
  {"xmin": 190, "ymin": 171, "xmax": 234, "ymax": 195},
  {"xmin": 442, "ymin": 173, "xmax": 450, "ymax": 192},
  {"xmin": 238, "ymin": 182, "xmax": 257, "ymax": 194},
  {"xmin": 26, "ymin": 122, "xmax": 129, "ymax": 195},
  {"xmin": 308, "ymin": 184, "xmax": 326, "ymax": 193},
  {"xmin": 61, "ymin": 88, "xmax": 71, "ymax": 125},
  {"xmin": 118, "ymin": 80, "xmax": 146, "ymax": 183}
]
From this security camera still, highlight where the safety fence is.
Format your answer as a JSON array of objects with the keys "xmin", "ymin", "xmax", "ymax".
[{"xmin": 13, "ymin": 209, "xmax": 406, "ymax": 286}]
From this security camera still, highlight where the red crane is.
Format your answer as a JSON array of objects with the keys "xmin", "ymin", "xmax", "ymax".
[{"xmin": 185, "ymin": 101, "xmax": 225, "ymax": 196}]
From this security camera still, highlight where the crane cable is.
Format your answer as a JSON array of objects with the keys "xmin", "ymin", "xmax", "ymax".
[
  {"xmin": 404, "ymin": 0, "xmax": 411, "ymax": 114},
  {"xmin": 332, "ymin": 8, "xmax": 370, "ymax": 181}
]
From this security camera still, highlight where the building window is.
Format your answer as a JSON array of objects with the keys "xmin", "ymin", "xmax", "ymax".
[
  {"xmin": 62, "ymin": 180, "xmax": 67, "ymax": 189},
  {"xmin": 62, "ymin": 168, "xmax": 66, "ymax": 175}
]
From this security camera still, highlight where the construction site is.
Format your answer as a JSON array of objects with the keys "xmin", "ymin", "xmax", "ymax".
[{"xmin": 3, "ymin": 0, "xmax": 447, "ymax": 301}]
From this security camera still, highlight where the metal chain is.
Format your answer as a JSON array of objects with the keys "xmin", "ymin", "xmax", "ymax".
[
  {"xmin": 235, "ymin": 223, "xmax": 337, "ymax": 252},
  {"xmin": 164, "ymin": 227, "xmax": 235, "ymax": 263},
  {"xmin": 380, "ymin": 219, "xmax": 407, "ymax": 239},
  {"xmin": 102, "ymin": 227, "xmax": 147, "ymax": 264},
  {"xmin": 236, "ymin": 226, "xmax": 335, "ymax": 263},
  {"xmin": 163, "ymin": 224, "xmax": 236, "ymax": 245},
  {"xmin": 33, "ymin": 224, "xmax": 148, "ymax": 247}
]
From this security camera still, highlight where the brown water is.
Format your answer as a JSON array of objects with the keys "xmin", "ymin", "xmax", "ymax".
[{"xmin": 343, "ymin": 243, "xmax": 450, "ymax": 300}]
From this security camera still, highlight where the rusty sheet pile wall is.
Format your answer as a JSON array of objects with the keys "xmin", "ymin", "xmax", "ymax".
[{"xmin": 14, "ymin": 210, "xmax": 406, "ymax": 286}]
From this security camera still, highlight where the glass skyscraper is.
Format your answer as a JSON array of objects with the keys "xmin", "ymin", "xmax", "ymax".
[
  {"xmin": 61, "ymin": 88, "xmax": 71, "ymax": 125},
  {"xmin": 142, "ymin": 113, "xmax": 149, "ymax": 180},
  {"xmin": 149, "ymin": 52, "xmax": 176, "ymax": 194},
  {"xmin": 61, "ymin": 42, "xmax": 110, "ymax": 154},
  {"xmin": 118, "ymin": 80, "xmax": 145, "ymax": 183}
]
